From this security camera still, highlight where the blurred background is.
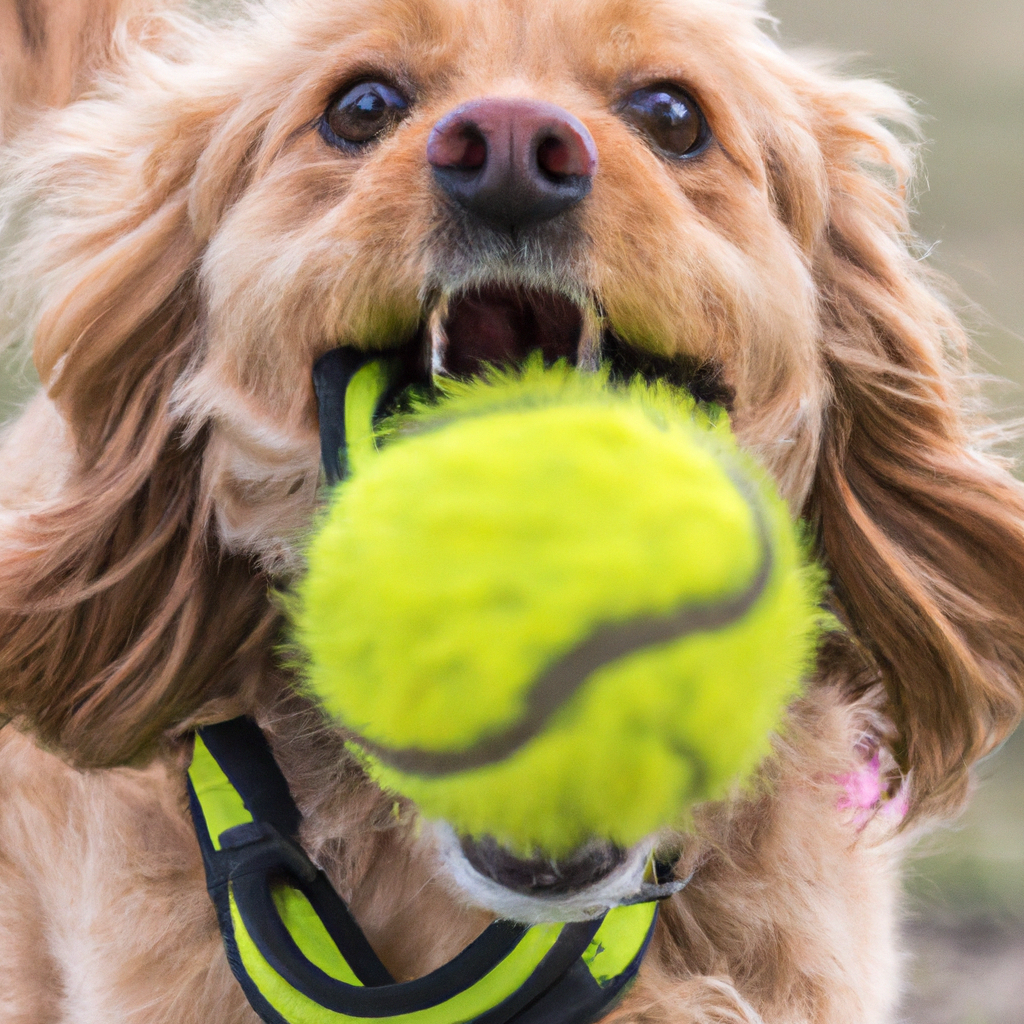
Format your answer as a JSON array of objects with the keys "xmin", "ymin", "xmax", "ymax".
[
  {"xmin": 1, "ymin": 0, "xmax": 1021, "ymax": 1021},
  {"xmin": 770, "ymin": 2, "xmax": 1023, "ymax": 1022}
]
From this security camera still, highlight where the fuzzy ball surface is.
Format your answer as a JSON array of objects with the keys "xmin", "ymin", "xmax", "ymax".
[{"xmin": 295, "ymin": 366, "xmax": 822, "ymax": 857}]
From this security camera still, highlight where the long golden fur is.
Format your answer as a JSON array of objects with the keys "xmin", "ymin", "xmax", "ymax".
[{"xmin": 1, "ymin": 0, "xmax": 1022, "ymax": 1020}]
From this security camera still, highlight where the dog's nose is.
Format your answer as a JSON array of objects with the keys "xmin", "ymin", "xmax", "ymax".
[{"xmin": 427, "ymin": 98, "xmax": 597, "ymax": 231}]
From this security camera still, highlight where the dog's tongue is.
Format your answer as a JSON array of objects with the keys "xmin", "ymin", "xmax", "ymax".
[{"xmin": 443, "ymin": 286, "xmax": 582, "ymax": 377}]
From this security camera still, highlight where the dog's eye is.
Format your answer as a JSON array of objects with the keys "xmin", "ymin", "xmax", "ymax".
[
  {"xmin": 619, "ymin": 84, "xmax": 709, "ymax": 158},
  {"xmin": 320, "ymin": 81, "xmax": 410, "ymax": 148}
]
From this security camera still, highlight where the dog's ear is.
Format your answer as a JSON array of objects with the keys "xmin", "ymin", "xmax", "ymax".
[
  {"xmin": 767, "ymin": 67, "xmax": 1024, "ymax": 815},
  {"xmin": 0, "ymin": 25, "xmax": 280, "ymax": 767},
  {"xmin": 0, "ymin": 0, "xmax": 161, "ymax": 137}
]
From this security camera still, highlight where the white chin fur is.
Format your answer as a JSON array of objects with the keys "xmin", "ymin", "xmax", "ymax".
[{"xmin": 430, "ymin": 822, "xmax": 660, "ymax": 924}]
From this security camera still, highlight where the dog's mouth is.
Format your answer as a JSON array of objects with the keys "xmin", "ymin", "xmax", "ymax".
[
  {"xmin": 326, "ymin": 283, "xmax": 720, "ymax": 908},
  {"xmin": 460, "ymin": 834, "xmax": 627, "ymax": 896},
  {"xmin": 392, "ymin": 283, "xmax": 735, "ymax": 408},
  {"xmin": 432, "ymin": 825, "xmax": 682, "ymax": 922},
  {"xmin": 433, "ymin": 285, "xmax": 591, "ymax": 378},
  {"xmin": 407, "ymin": 285, "xmax": 705, "ymax": 908}
]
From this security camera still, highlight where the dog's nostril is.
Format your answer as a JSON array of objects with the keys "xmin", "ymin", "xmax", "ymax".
[
  {"xmin": 535, "ymin": 135, "xmax": 579, "ymax": 179},
  {"xmin": 460, "ymin": 134, "xmax": 487, "ymax": 170},
  {"xmin": 428, "ymin": 127, "xmax": 487, "ymax": 171}
]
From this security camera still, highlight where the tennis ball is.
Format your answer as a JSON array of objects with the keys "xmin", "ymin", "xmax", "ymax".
[{"xmin": 295, "ymin": 364, "xmax": 822, "ymax": 858}]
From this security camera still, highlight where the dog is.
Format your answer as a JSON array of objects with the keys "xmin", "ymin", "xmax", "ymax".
[{"xmin": 1, "ymin": 0, "xmax": 1023, "ymax": 1020}]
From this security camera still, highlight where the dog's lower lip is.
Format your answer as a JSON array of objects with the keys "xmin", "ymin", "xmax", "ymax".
[{"xmin": 439, "ymin": 286, "xmax": 584, "ymax": 378}]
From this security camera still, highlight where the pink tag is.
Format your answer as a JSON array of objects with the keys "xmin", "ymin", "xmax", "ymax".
[{"xmin": 836, "ymin": 751, "xmax": 907, "ymax": 826}]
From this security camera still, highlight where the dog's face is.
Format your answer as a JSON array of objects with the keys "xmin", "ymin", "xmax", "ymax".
[
  {"xmin": 2, "ymin": 0, "xmax": 1023, "ymax": 840},
  {"xmin": 185, "ymin": 0, "xmax": 825, "ymax": 558}
]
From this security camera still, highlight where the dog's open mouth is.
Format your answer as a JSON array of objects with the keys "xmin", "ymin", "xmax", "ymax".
[
  {"xmin": 435, "ymin": 285, "xmax": 588, "ymax": 378},
  {"xmin": 354, "ymin": 283, "xmax": 732, "ymax": 413},
  {"xmin": 325, "ymin": 284, "xmax": 728, "ymax": 905},
  {"xmin": 460, "ymin": 834, "xmax": 627, "ymax": 897},
  {"xmin": 416, "ymin": 283, "xmax": 732, "ymax": 409},
  {"xmin": 432, "ymin": 824, "xmax": 680, "ymax": 922}
]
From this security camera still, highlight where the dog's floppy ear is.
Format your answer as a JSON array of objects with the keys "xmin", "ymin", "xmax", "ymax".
[
  {"xmin": 0, "ymin": 0, "xmax": 161, "ymax": 137},
  {"xmin": 769, "ymin": 68, "xmax": 1024, "ymax": 815},
  {"xmin": 0, "ymin": 25, "xmax": 279, "ymax": 767}
]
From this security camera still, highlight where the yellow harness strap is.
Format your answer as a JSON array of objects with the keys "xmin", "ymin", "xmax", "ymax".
[{"xmin": 188, "ymin": 718, "xmax": 661, "ymax": 1024}]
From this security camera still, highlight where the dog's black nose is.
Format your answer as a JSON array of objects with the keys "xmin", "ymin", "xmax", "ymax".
[{"xmin": 427, "ymin": 98, "xmax": 597, "ymax": 231}]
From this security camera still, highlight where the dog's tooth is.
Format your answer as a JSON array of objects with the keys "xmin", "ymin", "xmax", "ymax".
[
  {"xmin": 428, "ymin": 299, "xmax": 450, "ymax": 378},
  {"xmin": 577, "ymin": 305, "xmax": 603, "ymax": 372}
]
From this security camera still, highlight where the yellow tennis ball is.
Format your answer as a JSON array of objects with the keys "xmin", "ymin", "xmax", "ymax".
[{"xmin": 295, "ymin": 365, "xmax": 822, "ymax": 858}]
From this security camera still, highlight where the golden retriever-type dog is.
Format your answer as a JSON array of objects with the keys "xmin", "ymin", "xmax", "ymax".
[{"xmin": 1, "ymin": 0, "xmax": 1023, "ymax": 1020}]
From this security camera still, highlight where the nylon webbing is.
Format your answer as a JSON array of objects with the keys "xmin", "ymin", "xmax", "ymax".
[{"xmin": 187, "ymin": 717, "xmax": 660, "ymax": 1024}]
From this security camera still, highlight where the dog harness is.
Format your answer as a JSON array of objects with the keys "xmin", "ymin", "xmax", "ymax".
[{"xmin": 188, "ymin": 717, "xmax": 666, "ymax": 1024}]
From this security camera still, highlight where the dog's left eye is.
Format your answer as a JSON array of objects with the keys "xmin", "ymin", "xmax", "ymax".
[
  {"xmin": 320, "ymin": 81, "xmax": 410, "ymax": 148},
  {"xmin": 619, "ymin": 84, "xmax": 709, "ymax": 158}
]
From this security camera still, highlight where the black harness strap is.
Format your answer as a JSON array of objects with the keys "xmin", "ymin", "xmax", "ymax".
[{"xmin": 188, "ymin": 718, "xmax": 659, "ymax": 1024}]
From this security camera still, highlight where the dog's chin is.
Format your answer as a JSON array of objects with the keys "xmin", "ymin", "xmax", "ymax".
[{"xmin": 429, "ymin": 822, "xmax": 676, "ymax": 924}]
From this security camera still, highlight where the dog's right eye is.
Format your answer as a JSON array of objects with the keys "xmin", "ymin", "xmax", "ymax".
[
  {"xmin": 320, "ymin": 81, "xmax": 410, "ymax": 149},
  {"xmin": 618, "ymin": 84, "xmax": 709, "ymax": 159}
]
